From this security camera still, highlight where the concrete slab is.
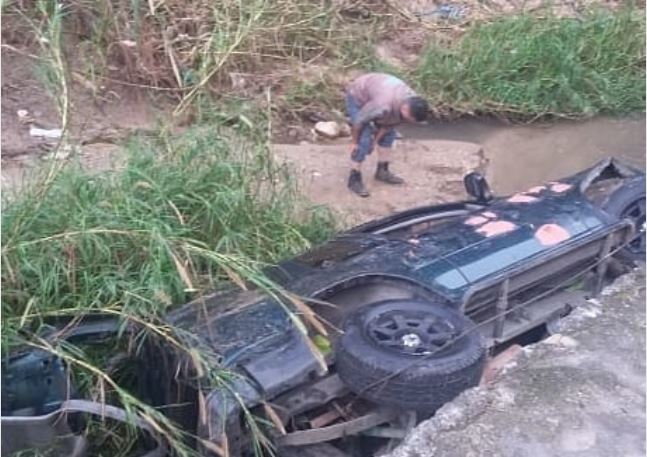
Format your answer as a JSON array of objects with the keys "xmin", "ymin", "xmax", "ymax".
[{"xmin": 387, "ymin": 270, "xmax": 646, "ymax": 457}]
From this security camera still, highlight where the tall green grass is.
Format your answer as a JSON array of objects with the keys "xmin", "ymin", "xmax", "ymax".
[
  {"xmin": 2, "ymin": 124, "xmax": 333, "ymax": 320},
  {"xmin": 1, "ymin": 120, "xmax": 334, "ymax": 454},
  {"xmin": 416, "ymin": 9, "xmax": 646, "ymax": 117}
]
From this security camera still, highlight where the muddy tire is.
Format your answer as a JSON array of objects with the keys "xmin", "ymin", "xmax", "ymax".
[
  {"xmin": 602, "ymin": 176, "xmax": 645, "ymax": 264},
  {"xmin": 335, "ymin": 299, "xmax": 486, "ymax": 414}
]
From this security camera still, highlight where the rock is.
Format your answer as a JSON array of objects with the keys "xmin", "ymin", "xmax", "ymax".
[
  {"xmin": 287, "ymin": 126, "xmax": 306, "ymax": 142},
  {"xmin": 338, "ymin": 122, "xmax": 351, "ymax": 137},
  {"xmin": 314, "ymin": 121, "xmax": 341, "ymax": 139},
  {"xmin": 543, "ymin": 334, "xmax": 579, "ymax": 348}
]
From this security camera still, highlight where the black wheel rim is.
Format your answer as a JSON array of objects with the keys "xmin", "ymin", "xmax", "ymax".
[
  {"xmin": 366, "ymin": 311, "xmax": 457, "ymax": 356},
  {"xmin": 621, "ymin": 198, "xmax": 646, "ymax": 255}
]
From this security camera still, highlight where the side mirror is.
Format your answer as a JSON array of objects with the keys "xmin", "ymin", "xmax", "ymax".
[{"xmin": 463, "ymin": 172, "xmax": 493, "ymax": 203}]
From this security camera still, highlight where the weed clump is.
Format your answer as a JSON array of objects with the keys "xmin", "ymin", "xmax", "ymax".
[
  {"xmin": 1, "ymin": 123, "xmax": 334, "ymax": 319},
  {"xmin": 416, "ymin": 9, "xmax": 646, "ymax": 117}
]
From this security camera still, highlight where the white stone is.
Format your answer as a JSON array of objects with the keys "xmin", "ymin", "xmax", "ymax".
[
  {"xmin": 314, "ymin": 121, "xmax": 341, "ymax": 139},
  {"xmin": 338, "ymin": 122, "xmax": 351, "ymax": 137}
]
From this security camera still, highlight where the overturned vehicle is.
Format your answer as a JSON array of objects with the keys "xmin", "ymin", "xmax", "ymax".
[{"xmin": 2, "ymin": 158, "xmax": 645, "ymax": 457}]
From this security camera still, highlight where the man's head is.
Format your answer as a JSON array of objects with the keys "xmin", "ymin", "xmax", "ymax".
[{"xmin": 400, "ymin": 96, "xmax": 429, "ymax": 123}]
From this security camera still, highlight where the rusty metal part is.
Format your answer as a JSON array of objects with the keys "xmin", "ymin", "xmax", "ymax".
[
  {"xmin": 277, "ymin": 410, "xmax": 396, "ymax": 447},
  {"xmin": 270, "ymin": 374, "xmax": 348, "ymax": 422},
  {"xmin": 361, "ymin": 410, "xmax": 417, "ymax": 439},
  {"xmin": 309, "ymin": 408, "xmax": 343, "ymax": 429},
  {"xmin": 594, "ymin": 233, "xmax": 615, "ymax": 296}
]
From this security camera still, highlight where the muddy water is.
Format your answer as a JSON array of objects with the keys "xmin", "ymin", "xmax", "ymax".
[{"xmin": 402, "ymin": 115, "xmax": 646, "ymax": 194}]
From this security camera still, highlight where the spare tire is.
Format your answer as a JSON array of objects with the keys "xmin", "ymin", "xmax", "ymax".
[
  {"xmin": 335, "ymin": 299, "xmax": 485, "ymax": 414},
  {"xmin": 602, "ymin": 175, "xmax": 645, "ymax": 264}
]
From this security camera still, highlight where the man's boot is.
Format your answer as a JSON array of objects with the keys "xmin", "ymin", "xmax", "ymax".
[
  {"xmin": 375, "ymin": 162, "xmax": 404, "ymax": 184},
  {"xmin": 348, "ymin": 170, "xmax": 370, "ymax": 197}
]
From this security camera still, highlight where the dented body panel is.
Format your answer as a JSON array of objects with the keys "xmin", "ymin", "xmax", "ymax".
[{"xmin": 168, "ymin": 159, "xmax": 638, "ymax": 400}]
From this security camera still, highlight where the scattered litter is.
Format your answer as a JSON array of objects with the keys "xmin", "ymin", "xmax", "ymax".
[
  {"xmin": 17, "ymin": 110, "xmax": 34, "ymax": 124},
  {"xmin": 43, "ymin": 144, "xmax": 76, "ymax": 160},
  {"xmin": 416, "ymin": 4, "xmax": 468, "ymax": 20},
  {"xmin": 29, "ymin": 127, "xmax": 62, "ymax": 139},
  {"xmin": 507, "ymin": 193, "xmax": 539, "ymax": 203},
  {"xmin": 43, "ymin": 149, "xmax": 71, "ymax": 161},
  {"xmin": 120, "ymin": 40, "xmax": 137, "ymax": 47}
]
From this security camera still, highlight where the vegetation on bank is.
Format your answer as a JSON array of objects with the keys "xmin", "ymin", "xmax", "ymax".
[
  {"xmin": 1, "ymin": 119, "xmax": 335, "ymax": 455},
  {"xmin": 415, "ymin": 9, "xmax": 646, "ymax": 117},
  {"xmin": 5, "ymin": 2, "xmax": 643, "ymax": 121},
  {"xmin": 2, "ymin": 123, "xmax": 333, "ymax": 319}
]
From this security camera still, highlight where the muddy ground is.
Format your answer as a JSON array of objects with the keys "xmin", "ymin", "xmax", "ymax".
[
  {"xmin": 274, "ymin": 139, "xmax": 486, "ymax": 226},
  {"xmin": 2, "ymin": 48, "xmax": 645, "ymax": 223}
]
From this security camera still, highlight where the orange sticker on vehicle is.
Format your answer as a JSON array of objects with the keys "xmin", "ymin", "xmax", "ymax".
[
  {"xmin": 507, "ymin": 193, "xmax": 539, "ymax": 203},
  {"xmin": 476, "ymin": 220, "xmax": 518, "ymax": 237},
  {"xmin": 535, "ymin": 224, "xmax": 571, "ymax": 246},
  {"xmin": 526, "ymin": 185, "xmax": 546, "ymax": 194},
  {"xmin": 549, "ymin": 182, "xmax": 573, "ymax": 193},
  {"xmin": 465, "ymin": 216, "xmax": 488, "ymax": 226}
]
